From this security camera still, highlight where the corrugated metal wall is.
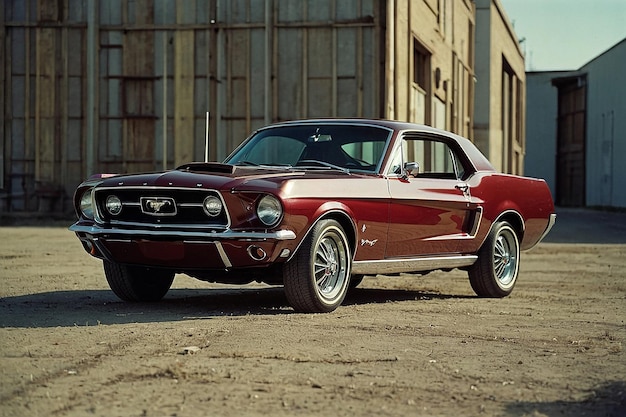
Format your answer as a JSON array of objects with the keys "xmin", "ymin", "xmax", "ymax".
[
  {"xmin": 213, "ymin": 0, "xmax": 382, "ymax": 160},
  {"xmin": 1, "ymin": 0, "xmax": 382, "ymax": 212},
  {"xmin": 2, "ymin": 0, "xmax": 88, "ymax": 211},
  {"xmin": 582, "ymin": 40, "xmax": 626, "ymax": 209}
]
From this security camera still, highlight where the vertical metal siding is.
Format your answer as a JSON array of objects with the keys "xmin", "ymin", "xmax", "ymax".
[{"xmin": 1, "ymin": 0, "xmax": 382, "ymax": 212}]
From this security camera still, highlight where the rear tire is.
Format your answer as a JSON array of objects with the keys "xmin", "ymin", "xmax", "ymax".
[
  {"xmin": 283, "ymin": 219, "xmax": 351, "ymax": 313},
  {"xmin": 468, "ymin": 221, "xmax": 520, "ymax": 297},
  {"xmin": 103, "ymin": 260, "xmax": 174, "ymax": 302}
]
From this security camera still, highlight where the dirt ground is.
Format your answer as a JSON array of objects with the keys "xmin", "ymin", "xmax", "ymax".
[{"xmin": 1, "ymin": 208, "xmax": 625, "ymax": 417}]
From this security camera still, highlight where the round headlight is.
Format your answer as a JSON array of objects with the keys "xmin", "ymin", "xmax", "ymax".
[
  {"xmin": 79, "ymin": 189, "xmax": 94, "ymax": 219},
  {"xmin": 106, "ymin": 195, "xmax": 122, "ymax": 216},
  {"xmin": 257, "ymin": 195, "xmax": 282, "ymax": 227},
  {"xmin": 203, "ymin": 195, "xmax": 223, "ymax": 217}
]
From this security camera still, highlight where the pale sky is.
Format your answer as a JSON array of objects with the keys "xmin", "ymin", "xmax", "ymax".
[{"xmin": 499, "ymin": 0, "xmax": 626, "ymax": 71}]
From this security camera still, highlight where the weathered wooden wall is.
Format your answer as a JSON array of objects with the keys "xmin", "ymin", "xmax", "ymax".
[
  {"xmin": 2, "ymin": 0, "xmax": 87, "ymax": 212},
  {"xmin": 214, "ymin": 0, "xmax": 382, "ymax": 165},
  {"xmin": 1, "ymin": 0, "xmax": 383, "ymax": 213},
  {"xmin": 3, "ymin": 0, "xmax": 496, "ymax": 213}
]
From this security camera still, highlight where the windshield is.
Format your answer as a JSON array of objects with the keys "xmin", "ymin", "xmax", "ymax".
[{"xmin": 224, "ymin": 124, "xmax": 392, "ymax": 173}]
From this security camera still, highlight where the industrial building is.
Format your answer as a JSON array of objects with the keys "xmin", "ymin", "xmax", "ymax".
[
  {"xmin": 525, "ymin": 38, "xmax": 626, "ymax": 209},
  {"xmin": 1, "ymin": 0, "xmax": 524, "ymax": 213}
]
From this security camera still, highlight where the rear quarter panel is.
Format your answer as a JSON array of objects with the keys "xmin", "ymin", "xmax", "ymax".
[{"xmin": 469, "ymin": 172, "xmax": 555, "ymax": 251}]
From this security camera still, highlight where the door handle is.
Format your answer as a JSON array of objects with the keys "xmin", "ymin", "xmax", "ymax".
[{"xmin": 455, "ymin": 183, "xmax": 469, "ymax": 193}]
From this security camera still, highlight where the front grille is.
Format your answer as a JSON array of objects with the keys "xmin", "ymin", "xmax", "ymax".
[{"xmin": 94, "ymin": 187, "xmax": 229, "ymax": 228}]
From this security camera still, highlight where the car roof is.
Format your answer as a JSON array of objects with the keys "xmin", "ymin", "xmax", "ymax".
[{"xmin": 262, "ymin": 118, "xmax": 496, "ymax": 173}]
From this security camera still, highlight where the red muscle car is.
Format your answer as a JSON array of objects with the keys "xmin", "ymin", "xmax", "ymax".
[{"xmin": 70, "ymin": 119, "xmax": 556, "ymax": 313}]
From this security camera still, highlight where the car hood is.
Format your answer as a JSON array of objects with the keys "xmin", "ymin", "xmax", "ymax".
[{"xmin": 94, "ymin": 162, "xmax": 361, "ymax": 194}]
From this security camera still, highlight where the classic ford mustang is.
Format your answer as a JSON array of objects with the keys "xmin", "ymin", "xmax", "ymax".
[{"xmin": 70, "ymin": 119, "xmax": 556, "ymax": 312}]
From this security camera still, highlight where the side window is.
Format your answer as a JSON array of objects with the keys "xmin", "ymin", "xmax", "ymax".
[
  {"xmin": 388, "ymin": 136, "xmax": 466, "ymax": 180},
  {"xmin": 341, "ymin": 141, "xmax": 386, "ymax": 169}
]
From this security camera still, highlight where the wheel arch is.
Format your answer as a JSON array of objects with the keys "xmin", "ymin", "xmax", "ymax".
[
  {"xmin": 320, "ymin": 211, "xmax": 358, "ymax": 257},
  {"xmin": 492, "ymin": 209, "xmax": 525, "ymax": 241},
  {"xmin": 287, "ymin": 208, "xmax": 358, "ymax": 263}
]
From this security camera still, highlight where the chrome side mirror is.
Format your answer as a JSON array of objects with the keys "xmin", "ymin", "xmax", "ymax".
[{"xmin": 403, "ymin": 162, "xmax": 420, "ymax": 178}]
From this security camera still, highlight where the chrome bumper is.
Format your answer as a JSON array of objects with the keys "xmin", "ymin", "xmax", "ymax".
[
  {"xmin": 536, "ymin": 213, "xmax": 557, "ymax": 244},
  {"xmin": 69, "ymin": 223, "xmax": 297, "ymax": 241}
]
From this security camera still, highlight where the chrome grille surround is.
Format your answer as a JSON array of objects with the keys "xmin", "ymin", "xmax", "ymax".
[{"xmin": 93, "ymin": 186, "xmax": 230, "ymax": 229}]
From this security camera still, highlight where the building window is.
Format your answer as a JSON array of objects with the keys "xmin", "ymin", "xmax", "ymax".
[
  {"xmin": 502, "ymin": 57, "xmax": 523, "ymax": 174},
  {"xmin": 413, "ymin": 39, "xmax": 430, "ymax": 91},
  {"xmin": 412, "ymin": 38, "xmax": 431, "ymax": 124},
  {"xmin": 438, "ymin": 0, "xmax": 447, "ymax": 38}
]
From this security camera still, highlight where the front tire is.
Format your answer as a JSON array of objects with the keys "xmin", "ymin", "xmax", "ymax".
[
  {"xmin": 283, "ymin": 219, "xmax": 352, "ymax": 313},
  {"xmin": 349, "ymin": 274, "xmax": 364, "ymax": 289},
  {"xmin": 103, "ymin": 260, "xmax": 175, "ymax": 302},
  {"xmin": 468, "ymin": 221, "xmax": 520, "ymax": 297}
]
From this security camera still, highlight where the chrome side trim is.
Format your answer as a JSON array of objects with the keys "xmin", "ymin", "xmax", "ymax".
[
  {"xmin": 351, "ymin": 254, "xmax": 477, "ymax": 275},
  {"xmin": 69, "ymin": 223, "xmax": 297, "ymax": 241}
]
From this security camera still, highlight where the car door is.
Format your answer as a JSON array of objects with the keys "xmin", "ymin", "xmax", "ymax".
[{"xmin": 385, "ymin": 134, "xmax": 481, "ymax": 258}]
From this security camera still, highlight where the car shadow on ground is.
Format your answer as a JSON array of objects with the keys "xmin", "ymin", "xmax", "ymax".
[
  {"xmin": 0, "ymin": 286, "xmax": 472, "ymax": 328},
  {"xmin": 504, "ymin": 380, "xmax": 626, "ymax": 417}
]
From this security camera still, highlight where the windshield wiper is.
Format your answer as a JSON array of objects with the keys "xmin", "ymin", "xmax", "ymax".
[
  {"xmin": 295, "ymin": 160, "xmax": 350, "ymax": 174},
  {"xmin": 235, "ymin": 160, "xmax": 259, "ymax": 166},
  {"xmin": 235, "ymin": 161, "xmax": 293, "ymax": 170}
]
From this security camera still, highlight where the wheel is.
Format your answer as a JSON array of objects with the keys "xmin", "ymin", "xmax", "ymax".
[
  {"xmin": 103, "ymin": 260, "xmax": 175, "ymax": 302},
  {"xmin": 283, "ymin": 219, "xmax": 351, "ymax": 313},
  {"xmin": 468, "ymin": 221, "xmax": 520, "ymax": 297}
]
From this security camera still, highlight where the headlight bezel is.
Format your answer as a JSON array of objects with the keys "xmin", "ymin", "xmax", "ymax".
[
  {"xmin": 256, "ymin": 194, "xmax": 283, "ymax": 227},
  {"xmin": 79, "ymin": 188, "xmax": 95, "ymax": 220}
]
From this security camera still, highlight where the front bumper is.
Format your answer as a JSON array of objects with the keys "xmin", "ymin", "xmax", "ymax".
[{"xmin": 70, "ymin": 223, "xmax": 297, "ymax": 270}]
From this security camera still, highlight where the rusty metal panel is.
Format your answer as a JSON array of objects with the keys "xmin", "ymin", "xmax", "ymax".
[
  {"xmin": 307, "ymin": 27, "xmax": 333, "ymax": 118},
  {"xmin": 194, "ymin": 0, "xmax": 210, "ymax": 24},
  {"xmin": 249, "ymin": 28, "xmax": 266, "ymax": 127},
  {"xmin": 35, "ymin": 27, "xmax": 57, "ymax": 183},
  {"xmin": 2, "ymin": 0, "xmax": 385, "ymax": 211},
  {"xmin": 277, "ymin": 0, "xmax": 303, "ymax": 22},
  {"xmin": 68, "ymin": 0, "xmax": 87, "ymax": 22},
  {"xmin": 276, "ymin": 27, "xmax": 304, "ymax": 120},
  {"xmin": 174, "ymin": 29, "xmax": 195, "ymax": 166},
  {"xmin": 307, "ymin": 0, "xmax": 331, "ymax": 20},
  {"xmin": 210, "ymin": 0, "xmax": 382, "ymax": 154},
  {"xmin": 229, "ymin": 0, "xmax": 251, "ymax": 22},
  {"xmin": 176, "ymin": 0, "xmax": 196, "ymax": 24},
  {"xmin": 154, "ymin": 0, "xmax": 176, "ymax": 24},
  {"xmin": 99, "ymin": 0, "xmax": 122, "ymax": 25},
  {"xmin": 9, "ymin": 35, "xmax": 34, "ymax": 215},
  {"xmin": 121, "ymin": 0, "xmax": 157, "ymax": 173}
]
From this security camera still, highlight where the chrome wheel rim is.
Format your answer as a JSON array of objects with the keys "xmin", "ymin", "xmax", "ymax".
[
  {"xmin": 313, "ymin": 229, "xmax": 348, "ymax": 301},
  {"xmin": 493, "ymin": 228, "xmax": 518, "ymax": 287}
]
